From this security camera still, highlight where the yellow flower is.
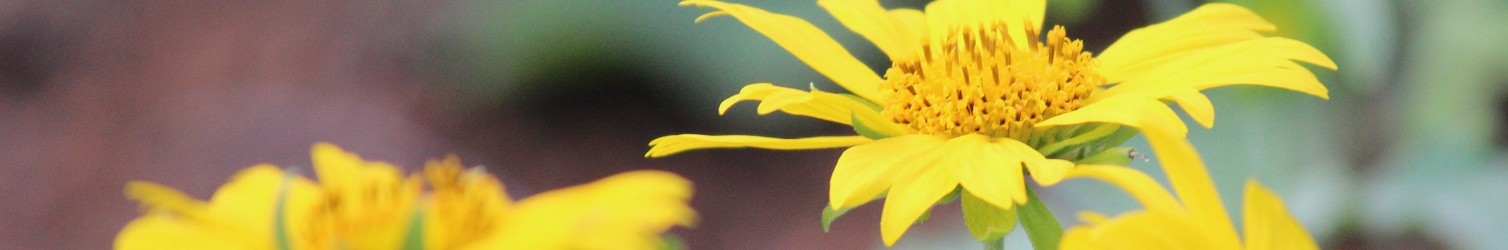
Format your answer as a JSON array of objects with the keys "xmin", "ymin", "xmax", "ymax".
[
  {"xmin": 306, "ymin": 143, "xmax": 426, "ymax": 249},
  {"xmin": 1057, "ymin": 129, "xmax": 1318, "ymax": 250},
  {"xmin": 650, "ymin": 0, "xmax": 1332, "ymax": 245},
  {"xmin": 117, "ymin": 143, "xmax": 696, "ymax": 250},
  {"xmin": 422, "ymin": 156, "xmax": 510, "ymax": 250}
]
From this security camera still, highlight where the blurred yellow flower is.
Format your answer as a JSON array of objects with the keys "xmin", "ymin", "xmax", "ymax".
[
  {"xmin": 117, "ymin": 143, "xmax": 695, "ymax": 250},
  {"xmin": 651, "ymin": 0, "xmax": 1332, "ymax": 245},
  {"xmin": 1057, "ymin": 130, "xmax": 1318, "ymax": 250}
]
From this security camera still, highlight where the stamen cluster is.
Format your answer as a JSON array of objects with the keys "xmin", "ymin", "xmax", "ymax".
[{"xmin": 883, "ymin": 24, "xmax": 1103, "ymax": 139}]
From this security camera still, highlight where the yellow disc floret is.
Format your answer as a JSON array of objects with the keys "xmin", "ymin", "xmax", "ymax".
[{"xmin": 883, "ymin": 24, "xmax": 1103, "ymax": 140}]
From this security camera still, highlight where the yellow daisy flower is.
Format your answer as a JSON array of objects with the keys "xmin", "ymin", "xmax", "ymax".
[
  {"xmin": 117, "ymin": 143, "xmax": 696, "ymax": 250},
  {"xmin": 1057, "ymin": 129, "xmax": 1318, "ymax": 250},
  {"xmin": 650, "ymin": 0, "xmax": 1332, "ymax": 245}
]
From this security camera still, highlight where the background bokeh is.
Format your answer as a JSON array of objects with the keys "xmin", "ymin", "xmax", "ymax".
[{"xmin": 0, "ymin": 0, "xmax": 1502, "ymax": 249}]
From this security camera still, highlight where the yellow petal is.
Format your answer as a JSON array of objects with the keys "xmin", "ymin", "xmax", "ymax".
[
  {"xmin": 1075, "ymin": 211, "xmax": 1111, "ymax": 225},
  {"xmin": 829, "ymin": 134, "xmax": 946, "ymax": 210},
  {"xmin": 945, "ymin": 134, "xmax": 1027, "ymax": 208},
  {"xmin": 1097, "ymin": 37, "xmax": 1334, "ymax": 100},
  {"xmin": 817, "ymin": 0, "xmax": 921, "ymax": 60},
  {"xmin": 888, "ymin": 9, "xmax": 927, "ymax": 44},
  {"xmin": 123, "ymin": 181, "xmax": 211, "ymax": 220},
  {"xmin": 1061, "ymin": 165, "xmax": 1182, "ymax": 214},
  {"xmin": 1242, "ymin": 179, "xmax": 1319, "ymax": 250},
  {"xmin": 991, "ymin": 137, "xmax": 1073, "ymax": 186},
  {"xmin": 117, "ymin": 181, "xmax": 264, "ymax": 250},
  {"xmin": 879, "ymin": 155, "xmax": 956, "ymax": 246},
  {"xmin": 1007, "ymin": 0, "xmax": 1047, "ymax": 41},
  {"xmin": 682, "ymin": 1, "xmax": 885, "ymax": 102},
  {"xmin": 311, "ymin": 142, "xmax": 364, "ymax": 188},
  {"xmin": 922, "ymin": 0, "xmax": 1044, "ymax": 51},
  {"xmin": 1098, "ymin": 3, "xmax": 1276, "ymax": 82},
  {"xmin": 1037, "ymin": 96, "xmax": 1190, "ymax": 139},
  {"xmin": 718, "ymin": 83, "xmax": 885, "ymax": 125},
  {"xmin": 115, "ymin": 215, "xmax": 264, "ymax": 250},
  {"xmin": 1140, "ymin": 128, "xmax": 1242, "ymax": 248},
  {"xmin": 1059, "ymin": 211, "xmax": 1215, "ymax": 250},
  {"xmin": 476, "ymin": 170, "xmax": 696, "ymax": 250},
  {"xmin": 646, "ymin": 134, "xmax": 871, "ymax": 158},
  {"xmin": 1163, "ymin": 89, "xmax": 1216, "ymax": 128},
  {"xmin": 118, "ymin": 165, "xmax": 324, "ymax": 250},
  {"xmin": 209, "ymin": 166, "xmax": 323, "ymax": 240}
]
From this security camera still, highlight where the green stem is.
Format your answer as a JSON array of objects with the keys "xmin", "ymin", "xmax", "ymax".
[
  {"xmin": 1019, "ymin": 187, "xmax": 1063, "ymax": 250},
  {"xmin": 985, "ymin": 237, "xmax": 1005, "ymax": 250}
]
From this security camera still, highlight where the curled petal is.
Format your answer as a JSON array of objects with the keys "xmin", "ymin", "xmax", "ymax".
[
  {"xmin": 718, "ymin": 83, "xmax": 884, "ymax": 126},
  {"xmin": 681, "ymin": 0, "xmax": 885, "ymax": 102},
  {"xmin": 646, "ymin": 134, "xmax": 871, "ymax": 158},
  {"xmin": 1061, "ymin": 165, "xmax": 1182, "ymax": 214}
]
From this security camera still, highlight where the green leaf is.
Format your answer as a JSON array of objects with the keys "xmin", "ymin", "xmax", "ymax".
[
  {"xmin": 1075, "ymin": 147, "xmax": 1135, "ymax": 165},
  {"xmin": 962, "ymin": 190, "xmax": 1019, "ymax": 243},
  {"xmin": 1019, "ymin": 187, "xmax": 1063, "ymax": 250},
  {"xmin": 821, "ymin": 205, "xmax": 852, "ymax": 232}
]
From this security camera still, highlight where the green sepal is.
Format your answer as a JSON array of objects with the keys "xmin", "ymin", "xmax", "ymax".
[
  {"xmin": 1090, "ymin": 126, "xmax": 1138, "ymax": 150},
  {"xmin": 851, "ymin": 113, "xmax": 894, "ymax": 140},
  {"xmin": 274, "ymin": 171, "xmax": 296, "ymax": 250},
  {"xmin": 1038, "ymin": 125, "xmax": 1121, "ymax": 156},
  {"xmin": 914, "ymin": 209, "xmax": 933, "ymax": 225},
  {"xmin": 400, "ymin": 205, "xmax": 426, "ymax": 250},
  {"xmin": 961, "ymin": 190, "xmax": 1019, "ymax": 243},
  {"xmin": 835, "ymin": 92, "xmax": 884, "ymax": 111},
  {"xmin": 1040, "ymin": 125, "xmax": 1139, "ymax": 160},
  {"xmin": 1075, "ymin": 147, "xmax": 1135, "ymax": 165},
  {"xmin": 821, "ymin": 205, "xmax": 852, "ymax": 232},
  {"xmin": 936, "ymin": 187, "xmax": 962, "ymax": 204},
  {"xmin": 1019, "ymin": 187, "xmax": 1063, "ymax": 250},
  {"xmin": 658, "ymin": 234, "xmax": 688, "ymax": 250}
]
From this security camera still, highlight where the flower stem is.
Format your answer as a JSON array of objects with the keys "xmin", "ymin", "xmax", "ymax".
[
  {"xmin": 1019, "ymin": 187, "xmax": 1063, "ymax": 250},
  {"xmin": 985, "ymin": 237, "xmax": 1005, "ymax": 250}
]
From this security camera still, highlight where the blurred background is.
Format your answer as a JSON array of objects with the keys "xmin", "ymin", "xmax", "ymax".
[{"xmin": 0, "ymin": 0, "xmax": 1503, "ymax": 249}]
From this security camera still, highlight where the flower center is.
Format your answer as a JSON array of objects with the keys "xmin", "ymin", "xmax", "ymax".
[{"xmin": 882, "ymin": 24, "xmax": 1103, "ymax": 139}]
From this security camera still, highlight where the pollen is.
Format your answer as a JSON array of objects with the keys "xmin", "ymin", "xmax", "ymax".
[{"xmin": 882, "ymin": 24, "xmax": 1103, "ymax": 140}]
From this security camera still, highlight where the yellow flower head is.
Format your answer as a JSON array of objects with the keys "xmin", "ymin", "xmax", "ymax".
[
  {"xmin": 422, "ymin": 155, "xmax": 511, "ymax": 250},
  {"xmin": 651, "ymin": 0, "xmax": 1333, "ymax": 245},
  {"xmin": 117, "ymin": 143, "xmax": 695, "ymax": 250},
  {"xmin": 1057, "ymin": 130, "xmax": 1318, "ymax": 250}
]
